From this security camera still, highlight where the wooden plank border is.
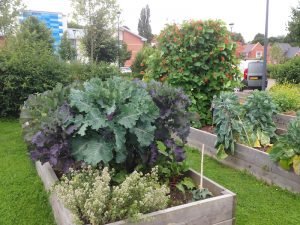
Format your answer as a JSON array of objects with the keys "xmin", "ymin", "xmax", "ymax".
[
  {"xmin": 187, "ymin": 127, "xmax": 300, "ymax": 193},
  {"xmin": 36, "ymin": 162, "xmax": 236, "ymax": 225}
]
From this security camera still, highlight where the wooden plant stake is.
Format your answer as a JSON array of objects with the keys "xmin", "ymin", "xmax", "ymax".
[{"xmin": 199, "ymin": 144, "xmax": 204, "ymax": 190}]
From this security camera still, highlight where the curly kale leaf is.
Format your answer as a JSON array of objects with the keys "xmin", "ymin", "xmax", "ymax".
[{"xmin": 68, "ymin": 77, "xmax": 159, "ymax": 166}]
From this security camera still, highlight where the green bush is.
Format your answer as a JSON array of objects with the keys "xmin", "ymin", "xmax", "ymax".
[
  {"xmin": 267, "ymin": 64, "xmax": 280, "ymax": 78},
  {"xmin": 271, "ymin": 57, "xmax": 300, "ymax": 84},
  {"xmin": 0, "ymin": 39, "xmax": 67, "ymax": 117},
  {"xmin": 131, "ymin": 45, "xmax": 156, "ymax": 78},
  {"xmin": 269, "ymin": 84, "xmax": 300, "ymax": 113},
  {"xmin": 66, "ymin": 61, "xmax": 120, "ymax": 82},
  {"xmin": 146, "ymin": 20, "xmax": 240, "ymax": 126}
]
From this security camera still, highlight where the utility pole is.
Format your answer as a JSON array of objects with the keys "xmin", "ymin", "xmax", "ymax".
[
  {"xmin": 262, "ymin": 0, "xmax": 269, "ymax": 90},
  {"xmin": 229, "ymin": 23, "xmax": 234, "ymax": 33},
  {"xmin": 117, "ymin": 11, "xmax": 121, "ymax": 68}
]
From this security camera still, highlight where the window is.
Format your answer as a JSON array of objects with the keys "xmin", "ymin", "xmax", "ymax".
[{"xmin": 256, "ymin": 51, "xmax": 262, "ymax": 58}]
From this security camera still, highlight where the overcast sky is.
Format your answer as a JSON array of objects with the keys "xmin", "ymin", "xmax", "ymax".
[{"xmin": 24, "ymin": 0, "xmax": 299, "ymax": 42}]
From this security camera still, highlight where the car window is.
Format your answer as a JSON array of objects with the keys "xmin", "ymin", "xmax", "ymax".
[{"xmin": 248, "ymin": 62, "xmax": 263, "ymax": 74}]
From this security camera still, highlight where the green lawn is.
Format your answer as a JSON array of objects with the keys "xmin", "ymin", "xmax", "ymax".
[
  {"xmin": 0, "ymin": 119, "xmax": 55, "ymax": 225},
  {"xmin": 186, "ymin": 146, "xmax": 300, "ymax": 225}
]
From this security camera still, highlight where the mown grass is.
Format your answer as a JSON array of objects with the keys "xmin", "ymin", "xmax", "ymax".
[
  {"xmin": 0, "ymin": 119, "xmax": 55, "ymax": 225},
  {"xmin": 186, "ymin": 146, "xmax": 300, "ymax": 225}
]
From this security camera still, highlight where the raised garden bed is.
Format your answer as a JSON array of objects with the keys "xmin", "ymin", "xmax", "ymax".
[
  {"xmin": 187, "ymin": 127, "xmax": 300, "ymax": 193},
  {"xmin": 36, "ymin": 161, "xmax": 236, "ymax": 225},
  {"xmin": 273, "ymin": 113, "xmax": 296, "ymax": 131}
]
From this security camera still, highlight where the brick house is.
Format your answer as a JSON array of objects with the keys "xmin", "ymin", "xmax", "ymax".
[
  {"xmin": 240, "ymin": 42, "xmax": 271, "ymax": 62},
  {"xmin": 119, "ymin": 26, "xmax": 147, "ymax": 67}
]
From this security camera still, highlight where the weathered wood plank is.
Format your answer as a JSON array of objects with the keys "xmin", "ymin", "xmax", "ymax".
[
  {"xmin": 36, "ymin": 161, "xmax": 236, "ymax": 225},
  {"xmin": 187, "ymin": 128, "xmax": 300, "ymax": 193}
]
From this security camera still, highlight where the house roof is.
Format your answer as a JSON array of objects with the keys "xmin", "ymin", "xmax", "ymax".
[
  {"xmin": 286, "ymin": 47, "xmax": 300, "ymax": 58},
  {"xmin": 275, "ymin": 43, "xmax": 300, "ymax": 58},
  {"xmin": 276, "ymin": 43, "xmax": 291, "ymax": 53},
  {"xmin": 242, "ymin": 43, "xmax": 256, "ymax": 53},
  {"xmin": 120, "ymin": 26, "xmax": 147, "ymax": 42}
]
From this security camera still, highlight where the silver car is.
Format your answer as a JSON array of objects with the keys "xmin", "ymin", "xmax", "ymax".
[{"xmin": 242, "ymin": 61, "xmax": 268, "ymax": 90}]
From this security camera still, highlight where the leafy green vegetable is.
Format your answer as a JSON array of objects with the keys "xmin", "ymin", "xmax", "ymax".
[
  {"xmin": 68, "ymin": 77, "xmax": 159, "ymax": 167},
  {"xmin": 192, "ymin": 188, "xmax": 213, "ymax": 201},
  {"xmin": 270, "ymin": 112, "xmax": 300, "ymax": 174},
  {"xmin": 243, "ymin": 90, "xmax": 278, "ymax": 147}
]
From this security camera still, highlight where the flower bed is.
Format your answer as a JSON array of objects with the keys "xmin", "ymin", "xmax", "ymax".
[
  {"xmin": 187, "ymin": 127, "xmax": 300, "ymax": 193},
  {"xmin": 36, "ymin": 161, "xmax": 236, "ymax": 225}
]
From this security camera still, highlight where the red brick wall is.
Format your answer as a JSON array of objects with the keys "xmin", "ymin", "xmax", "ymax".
[
  {"xmin": 248, "ymin": 43, "xmax": 264, "ymax": 59},
  {"xmin": 122, "ymin": 31, "xmax": 144, "ymax": 67}
]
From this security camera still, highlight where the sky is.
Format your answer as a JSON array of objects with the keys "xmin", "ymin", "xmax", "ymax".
[{"xmin": 24, "ymin": 0, "xmax": 299, "ymax": 42}]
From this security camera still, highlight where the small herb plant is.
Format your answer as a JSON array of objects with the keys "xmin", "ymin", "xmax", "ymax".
[
  {"xmin": 54, "ymin": 166, "xmax": 169, "ymax": 225},
  {"xmin": 269, "ymin": 112, "xmax": 300, "ymax": 175}
]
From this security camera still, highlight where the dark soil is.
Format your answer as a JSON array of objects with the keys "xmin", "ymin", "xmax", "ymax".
[{"xmin": 201, "ymin": 125, "xmax": 214, "ymax": 134}]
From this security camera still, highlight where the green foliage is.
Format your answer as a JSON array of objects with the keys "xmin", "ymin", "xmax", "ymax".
[
  {"xmin": 138, "ymin": 4, "xmax": 153, "ymax": 43},
  {"xmin": 66, "ymin": 61, "xmax": 120, "ymax": 82},
  {"xmin": 146, "ymin": 20, "xmax": 240, "ymax": 125},
  {"xmin": 54, "ymin": 166, "xmax": 169, "ymax": 225},
  {"xmin": 270, "ymin": 56, "xmax": 300, "ymax": 84},
  {"xmin": 213, "ymin": 92, "xmax": 250, "ymax": 158},
  {"xmin": 213, "ymin": 91, "xmax": 278, "ymax": 157},
  {"xmin": 243, "ymin": 90, "xmax": 278, "ymax": 147},
  {"xmin": 59, "ymin": 32, "xmax": 76, "ymax": 61},
  {"xmin": 131, "ymin": 45, "xmax": 155, "ymax": 76},
  {"xmin": 251, "ymin": 33, "xmax": 265, "ymax": 45},
  {"xmin": 231, "ymin": 32, "xmax": 245, "ymax": 44},
  {"xmin": 0, "ymin": 0, "xmax": 23, "ymax": 35},
  {"xmin": 270, "ymin": 113, "xmax": 300, "ymax": 174},
  {"xmin": 0, "ymin": 38, "xmax": 67, "ymax": 117},
  {"xmin": 71, "ymin": 0, "xmax": 120, "ymax": 62},
  {"xmin": 286, "ymin": 2, "xmax": 300, "ymax": 45},
  {"xmin": 270, "ymin": 44, "xmax": 287, "ymax": 64},
  {"xmin": 18, "ymin": 16, "xmax": 54, "ymax": 51},
  {"xmin": 19, "ymin": 84, "xmax": 71, "ymax": 143},
  {"xmin": 68, "ymin": 77, "xmax": 159, "ymax": 167},
  {"xmin": 269, "ymin": 84, "xmax": 300, "ymax": 113},
  {"xmin": 192, "ymin": 188, "xmax": 213, "ymax": 201},
  {"xmin": 119, "ymin": 43, "xmax": 132, "ymax": 67}
]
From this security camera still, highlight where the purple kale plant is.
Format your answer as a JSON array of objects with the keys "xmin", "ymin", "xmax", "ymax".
[{"xmin": 30, "ymin": 103, "xmax": 77, "ymax": 173}]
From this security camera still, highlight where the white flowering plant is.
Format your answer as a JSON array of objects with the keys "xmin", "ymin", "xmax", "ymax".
[{"xmin": 53, "ymin": 166, "xmax": 169, "ymax": 225}]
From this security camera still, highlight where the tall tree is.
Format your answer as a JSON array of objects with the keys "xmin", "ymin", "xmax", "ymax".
[
  {"xmin": 231, "ymin": 32, "xmax": 245, "ymax": 44},
  {"xmin": 138, "ymin": 5, "xmax": 153, "ymax": 43},
  {"xmin": 270, "ymin": 44, "xmax": 287, "ymax": 64},
  {"xmin": 286, "ymin": 2, "xmax": 300, "ymax": 45},
  {"xmin": 0, "ymin": 0, "xmax": 23, "ymax": 35},
  {"xmin": 251, "ymin": 33, "xmax": 265, "ymax": 45},
  {"xmin": 18, "ymin": 16, "xmax": 54, "ymax": 50},
  {"xmin": 268, "ymin": 35, "xmax": 286, "ymax": 44},
  {"xmin": 71, "ymin": 0, "xmax": 119, "ymax": 62},
  {"xmin": 59, "ymin": 32, "xmax": 76, "ymax": 61}
]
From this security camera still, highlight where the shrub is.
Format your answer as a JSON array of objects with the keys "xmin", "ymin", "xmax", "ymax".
[
  {"xmin": 272, "ymin": 56, "xmax": 300, "ymax": 84},
  {"xmin": 131, "ymin": 45, "xmax": 156, "ymax": 78},
  {"xmin": 53, "ymin": 166, "xmax": 169, "ymax": 225},
  {"xmin": 269, "ymin": 84, "xmax": 300, "ymax": 113},
  {"xmin": 270, "ymin": 112, "xmax": 300, "ymax": 175},
  {"xmin": 66, "ymin": 61, "xmax": 120, "ymax": 83},
  {"xmin": 0, "ymin": 39, "xmax": 67, "ymax": 117},
  {"xmin": 146, "ymin": 20, "xmax": 240, "ymax": 126}
]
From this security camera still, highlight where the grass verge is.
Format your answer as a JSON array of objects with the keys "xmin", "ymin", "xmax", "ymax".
[
  {"xmin": 186, "ymin": 146, "xmax": 300, "ymax": 225},
  {"xmin": 0, "ymin": 119, "xmax": 55, "ymax": 225}
]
